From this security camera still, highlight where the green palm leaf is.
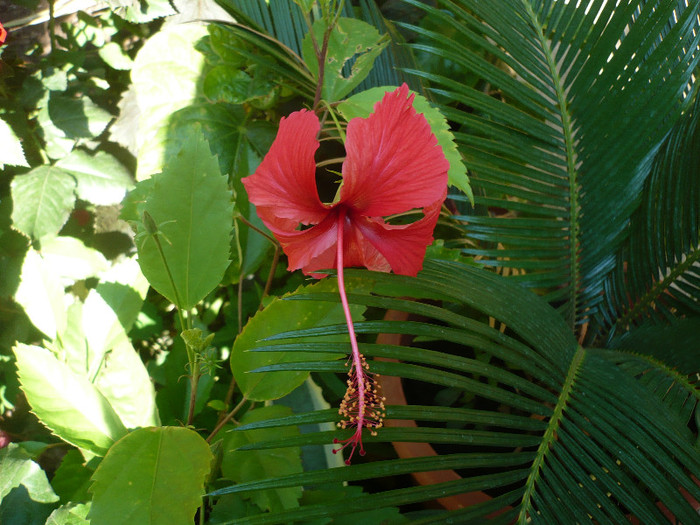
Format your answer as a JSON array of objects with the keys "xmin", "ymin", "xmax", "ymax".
[
  {"xmin": 592, "ymin": 90, "xmax": 700, "ymax": 344},
  {"xmin": 212, "ymin": 260, "xmax": 700, "ymax": 523},
  {"xmin": 398, "ymin": 0, "xmax": 700, "ymax": 330}
]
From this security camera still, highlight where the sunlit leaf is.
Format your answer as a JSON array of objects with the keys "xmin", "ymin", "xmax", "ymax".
[
  {"xmin": 133, "ymin": 126, "xmax": 233, "ymax": 309},
  {"xmin": 10, "ymin": 165, "xmax": 76, "ymax": 241},
  {"xmin": 13, "ymin": 344, "xmax": 127, "ymax": 456},
  {"xmin": 89, "ymin": 427, "xmax": 212, "ymax": 525}
]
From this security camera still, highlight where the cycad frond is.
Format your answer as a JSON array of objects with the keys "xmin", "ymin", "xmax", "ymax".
[
  {"xmin": 212, "ymin": 260, "xmax": 700, "ymax": 523},
  {"xmin": 400, "ymin": 0, "xmax": 700, "ymax": 331}
]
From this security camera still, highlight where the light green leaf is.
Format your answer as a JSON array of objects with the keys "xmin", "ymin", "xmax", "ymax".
[
  {"xmin": 82, "ymin": 257, "xmax": 149, "ymax": 355},
  {"xmin": 13, "ymin": 344, "xmax": 128, "ymax": 456},
  {"xmin": 40, "ymin": 236, "xmax": 110, "ymax": 283},
  {"xmin": 98, "ymin": 41, "xmax": 134, "ymax": 70},
  {"xmin": 134, "ymin": 126, "xmax": 233, "ymax": 309},
  {"xmin": 56, "ymin": 150, "xmax": 134, "ymax": 206},
  {"xmin": 0, "ymin": 444, "xmax": 58, "ymax": 504},
  {"xmin": 10, "ymin": 165, "xmax": 76, "ymax": 241},
  {"xmin": 88, "ymin": 426, "xmax": 212, "ymax": 525},
  {"xmin": 94, "ymin": 334, "xmax": 160, "ymax": 428},
  {"xmin": 302, "ymin": 17, "xmax": 389, "ymax": 102},
  {"xmin": 128, "ymin": 23, "xmax": 208, "ymax": 179},
  {"xmin": 231, "ymin": 279, "xmax": 364, "ymax": 401},
  {"xmin": 45, "ymin": 502, "xmax": 91, "ymax": 525},
  {"xmin": 48, "ymin": 95, "xmax": 112, "ymax": 139},
  {"xmin": 14, "ymin": 249, "xmax": 67, "ymax": 340},
  {"xmin": 338, "ymin": 86, "xmax": 472, "ymax": 201},
  {"xmin": 0, "ymin": 119, "xmax": 29, "ymax": 168},
  {"xmin": 223, "ymin": 406, "xmax": 303, "ymax": 512}
]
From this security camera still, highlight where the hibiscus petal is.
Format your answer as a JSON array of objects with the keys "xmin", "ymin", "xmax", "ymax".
[
  {"xmin": 352, "ymin": 197, "xmax": 444, "ymax": 276},
  {"xmin": 268, "ymin": 211, "xmax": 339, "ymax": 275},
  {"xmin": 242, "ymin": 110, "xmax": 329, "ymax": 226},
  {"xmin": 340, "ymin": 84, "xmax": 449, "ymax": 217}
]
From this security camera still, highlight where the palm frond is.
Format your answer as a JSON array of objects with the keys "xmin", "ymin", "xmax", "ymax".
[
  {"xmin": 591, "ymin": 89, "xmax": 700, "ymax": 343},
  {"xmin": 212, "ymin": 260, "xmax": 700, "ymax": 523},
  {"xmin": 398, "ymin": 0, "xmax": 700, "ymax": 331}
]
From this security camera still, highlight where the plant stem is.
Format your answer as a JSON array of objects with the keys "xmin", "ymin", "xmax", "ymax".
[{"xmin": 206, "ymin": 396, "xmax": 249, "ymax": 443}]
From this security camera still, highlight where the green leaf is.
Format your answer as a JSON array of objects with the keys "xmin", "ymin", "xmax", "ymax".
[
  {"xmin": 134, "ymin": 126, "xmax": 233, "ymax": 309},
  {"xmin": 13, "ymin": 344, "xmax": 128, "ymax": 456},
  {"xmin": 88, "ymin": 426, "xmax": 212, "ymax": 525},
  {"xmin": 81, "ymin": 256, "xmax": 149, "ymax": 358},
  {"xmin": 14, "ymin": 249, "xmax": 67, "ymax": 340},
  {"xmin": 223, "ymin": 406, "xmax": 303, "ymax": 512},
  {"xmin": 40, "ymin": 236, "xmax": 109, "ymax": 282},
  {"xmin": 337, "ymin": 86, "xmax": 471, "ymax": 200},
  {"xmin": 93, "ymin": 334, "xmax": 161, "ymax": 429},
  {"xmin": 302, "ymin": 17, "xmax": 390, "ymax": 102},
  {"xmin": 0, "ymin": 118, "xmax": 29, "ymax": 168},
  {"xmin": 231, "ymin": 278, "xmax": 364, "ymax": 401},
  {"xmin": 10, "ymin": 165, "xmax": 76, "ymax": 241},
  {"xmin": 45, "ymin": 503, "xmax": 91, "ymax": 525},
  {"xmin": 125, "ymin": 23, "xmax": 209, "ymax": 179},
  {"xmin": 0, "ymin": 443, "xmax": 58, "ymax": 504},
  {"xmin": 50, "ymin": 450, "xmax": 93, "ymax": 505},
  {"xmin": 55, "ymin": 150, "xmax": 134, "ymax": 206},
  {"xmin": 48, "ymin": 94, "xmax": 112, "ymax": 139},
  {"xmin": 203, "ymin": 67, "xmax": 276, "ymax": 107},
  {"xmin": 98, "ymin": 41, "xmax": 134, "ymax": 70}
]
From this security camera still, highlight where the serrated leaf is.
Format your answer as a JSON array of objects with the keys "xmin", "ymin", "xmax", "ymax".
[
  {"xmin": 14, "ymin": 249, "xmax": 67, "ymax": 340},
  {"xmin": 0, "ymin": 118, "xmax": 29, "ymax": 168},
  {"xmin": 10, "ymin": 165, "xmax": 76, "ymax": 241},
  {"xmin": 223, "ymin": 406, "xmax": 303, "ymax": 513},
  {"xmin": 56, "ymin": 150, "xmax": 134, "ymax": 206},
  {"xmin": 0, "ymin": 444, "xmax": 58, "ymax": 504},
  {"xmin": 231, "ymin": 279, "xmax": 364, "ymax": 401},
  {"xmin": 302, "ymin": 17, "xmax": 389, "ymax": 102},
  {"xmin": 338, "ymin": 86, "xmax": 472, "ymax": 201},
  {"xmin": 134, "ymin": 126, "xmax": 233, "ymax": 309},
  {"xmin": 45, "ymin": 502, "xmax": 90, "ymax": 525},
  {"xmin": 13, "ymin": 344, "xmax": 127, "ymax": 456},
  {"xmin": 88, "ymin": 427, "xmax": 212, "ymax": 525}
]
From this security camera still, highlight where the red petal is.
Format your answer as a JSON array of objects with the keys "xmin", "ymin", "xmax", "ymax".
[
  {"xmin": 340, "ymin": 84, "xmax": 449, "ymax": 218},
  {"xmin": 242, "ymin": 110, "xmax": 329, "ymax": 226},
  {"xmin": 0, "ymin": 23, "xmax": 6, "ymax": 46},
  {"xmin": 351, "ymin": 196, "xmax": 444, "ymax": 276},
  {"xmin": 268, "ymin": 211, "xmax": 339, "ymax": 275}
]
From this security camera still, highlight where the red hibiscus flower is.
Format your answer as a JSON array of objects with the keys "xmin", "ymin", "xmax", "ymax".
[
  {"xmin": 243, "ymin": 83, "xmax": 448, "ymax": 277},
  {"xmin": 0, "ymin": 22, "xmax": 7, "ymax": 46},
  {"xmin": 243, "ymin": 83, "xmax": 449, "ymax": 463}
]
